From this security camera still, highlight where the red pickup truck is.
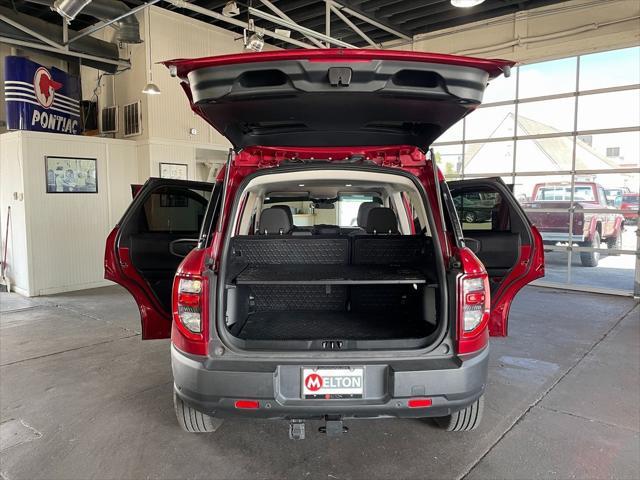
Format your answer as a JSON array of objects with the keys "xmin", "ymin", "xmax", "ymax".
[{"xmin": 524, "ymin": 182, "xmax": 625, "ymax": 267}]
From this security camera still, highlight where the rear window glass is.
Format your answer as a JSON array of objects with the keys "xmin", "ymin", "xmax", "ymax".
[
  {"xmin": 142, "ymin": 187, "xmax": 211, "ymax": 233},
  {"xmin": 452, "ymin": 189, "xmax": 510, "ymax": 232},
  {"xmin": 622, "ymin": 194, "xmax": 639, "ymax": 203},
  {"xmin": 534, "ymin": 186, "xmax": 595, "ymax": 201}
]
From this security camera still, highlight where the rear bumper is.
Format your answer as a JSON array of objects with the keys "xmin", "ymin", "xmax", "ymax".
[
  {"xmin": 541, "ymin": 232, "xmax": 585, "ymax": 243},
  {"xmin": 171, "ymin": 344, "xmax": 489, "ymax": 420}
]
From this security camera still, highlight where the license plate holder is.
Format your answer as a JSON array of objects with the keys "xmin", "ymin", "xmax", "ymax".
[{"xmin": 301, "ymin": 367, "xmax": 364, "ymax": 399}]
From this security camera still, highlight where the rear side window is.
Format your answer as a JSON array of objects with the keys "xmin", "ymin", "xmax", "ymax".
[
  {"xmin": 141, "ymin": 187, "xmax": 211, "ymax": 233},
  {"xmin": 452, "ymin": 189, "xmax": 510, "ymax": 232}
]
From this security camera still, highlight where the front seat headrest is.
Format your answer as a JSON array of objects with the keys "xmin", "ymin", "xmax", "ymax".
[
  {"xmin": 270, "ymin": 205, "xmax": 294, "ymax": 226},
  {"xmin": 365, "ymin": 207, "xmax": 399, "ymax": 234},
  {"xmin": 258, "ymin": 207, "xmax": 292, "ymax": 235},
  {"xmin": 357, "ymin": 202, "xmax": 380, "ymax": 228}
]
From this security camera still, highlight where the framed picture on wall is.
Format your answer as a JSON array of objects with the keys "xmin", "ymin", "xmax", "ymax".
[
  {"xmin": 45, "ymin": 156, "xmax": 98, "ymax": 193},
  {"xmin": 159, "ymin": 162, "xmax": 188, "ymax": 180}
]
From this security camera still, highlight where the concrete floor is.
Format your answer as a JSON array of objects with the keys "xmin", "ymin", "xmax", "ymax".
[{"xmin": 0, "ymin": 286, "xmax": 638, "ymax": 480}]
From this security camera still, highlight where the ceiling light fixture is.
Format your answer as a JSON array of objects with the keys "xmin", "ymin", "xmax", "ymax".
[
  {"xmin": 244, "ymin": 18, "xmax": 264, "ymax": 52},
  {"xmin": 275, "ymin": 28, "xmax": 291, "ymax": 38},
  {"xmin": 53, "ymin": 0, "xmax": 92, "ymax": 23},
  {"xmin": 142, "ymin": 8, "xmax": 161, "ymax": 95},
  {"xmin": 451, "ymin": 0, "xmax": 486, "ymax": 7},
  {"xmin": 222, "ymin": 1, "xmax": 240, "ymax": 17},
  {"xmin": 245, "ymin": 32, "xmax": 265, "ymax": 52}
]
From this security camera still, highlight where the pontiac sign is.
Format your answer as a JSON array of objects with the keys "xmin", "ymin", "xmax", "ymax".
[{"xmin": 4, "ymin": 56, "xmax": 81, "ymax": 135}]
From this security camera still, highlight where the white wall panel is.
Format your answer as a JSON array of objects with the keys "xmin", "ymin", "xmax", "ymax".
[
  {"xmin": 0, "ymin": 131, "xmax": 138, "ymax": 296},
  {"xmin": 146, "ymin": 7, "xmax": 241, "ymax": 147},
  {"xmin": 0, "ymin": 133, "xmax": 29, "ymax": 294}
]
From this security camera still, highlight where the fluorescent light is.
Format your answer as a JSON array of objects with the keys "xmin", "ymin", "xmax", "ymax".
[
  {"xmin": 451, "ymin": 0, "xmax": 485, "ymax": 7},
  {"xmin": 345, "ymin": 184, "xmax": 352, "ymax": 187}
]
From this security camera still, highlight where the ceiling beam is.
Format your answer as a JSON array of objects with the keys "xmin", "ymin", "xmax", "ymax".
[
  {"xmin": 401, "ymin": 0, "xmax": 524, "ymax": 30},
  {"xmin": 0, "ymin": 12, "xmax": 65, "ymax": 49},
  {"xmin": 330, "ymin": 3, "xmax": 378, "ymax": 47},
  {"xmin": 247, "ymin": 5, "xmax": 357, "ymax": 48},
  {"xmin": 259, "ymin": 0, "xmax": 326, "ymax": 47},
  {"xmin": 331, "ymin": 0, "xmax": 412, "ymax": 40},
  {"xmin": 164, "ymin": 0, "xmax": 316, "ymax": 48},
  {"xmin": 0, "ymin": 35, "xmax": 130, "ymax": 67}
]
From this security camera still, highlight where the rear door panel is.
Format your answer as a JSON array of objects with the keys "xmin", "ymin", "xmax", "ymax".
[
  {"xmin": 164, "ymin": 50, "xmax": 513, "ymax": 150},
  {"xmin": 449, "ymin": 178, "xmax": 544, "ymax": 336},
  {"xmin": 104, "ymin": 178, "xmax": 216, "ymax": 339}
]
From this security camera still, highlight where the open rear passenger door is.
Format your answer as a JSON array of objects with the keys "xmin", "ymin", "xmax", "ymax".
[
  {"xmin": 448, "ymin": 178, "xmax": 544, "ymax": 336},
  {"xmin": 104, "ymin": 178, "xmax": 219, "ymax": 339}
]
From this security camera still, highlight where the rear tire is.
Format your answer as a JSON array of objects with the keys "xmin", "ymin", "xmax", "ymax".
[
  {"xmin": 435, "ymin": 396, "xmax": 484, "ymax": 432},
  {"xmin": 463, "ymin": 211, "xmax": 477, "ymax": 223},
  {"xmin": 580, "ymin": 231, "xmax": 601, "ymax": 267},
  {"xmin": 173, "ymin": 391, "xmax": 222, "ymax": 433}
]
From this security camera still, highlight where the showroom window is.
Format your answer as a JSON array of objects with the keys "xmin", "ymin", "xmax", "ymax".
[{"xmin": 434, "ymin": 46, "xmax": 640, "ymax": 296}]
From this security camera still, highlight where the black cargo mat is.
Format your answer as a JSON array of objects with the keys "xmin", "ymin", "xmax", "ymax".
[{"xmin": 235, "ymin": 310, "xmax": 430, "ymax": 341}]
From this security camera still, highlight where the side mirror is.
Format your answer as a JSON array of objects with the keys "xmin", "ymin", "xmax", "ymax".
[
  {"xmin": 169, "ymin": 238, "xmax": 198, "ymax": 258},
  {"xmin": 463, "ymin": 237, "xmax": 481, "ymax": 254}
]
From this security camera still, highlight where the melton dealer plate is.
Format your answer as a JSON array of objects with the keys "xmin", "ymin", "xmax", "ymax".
[{"xmin": 302, "ymin": 367, "xmax": 364, "ymax": 399}]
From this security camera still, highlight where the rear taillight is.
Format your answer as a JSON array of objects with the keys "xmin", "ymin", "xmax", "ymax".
[
  {"xmin": 171, "ymin": 249, "xmax": 209, "ymax": 356},
  {"xmin": 177, "ymin": 278, "xmax": 202, "ymax": 333},
  {"xmin": 457, "ymin": 248, "xmax": 491, "ymax": 355}
]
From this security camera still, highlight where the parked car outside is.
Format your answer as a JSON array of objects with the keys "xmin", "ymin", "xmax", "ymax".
[
  {"xmin": 524, "ymin": 181, "xmax": 625, "ymax": 267},
  {"xmin": 618, "ymin": 193, "xmax": 639, "ymax": 223},
  {"xmin": 104, "ymin": 49, "xmax": 544, "ymax": 438}
]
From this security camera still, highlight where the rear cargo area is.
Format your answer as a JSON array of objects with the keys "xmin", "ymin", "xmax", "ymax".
[{"xmin": 223, "ymin": 236, "xmax": 439, "ymax": 350}]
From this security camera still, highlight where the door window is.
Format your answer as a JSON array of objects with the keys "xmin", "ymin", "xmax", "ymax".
[
  {"xmin": 141, "ymin": 187, "xmax": 211, "ymax": 233},
  {"xmin": 452, "ymin": 189, "xmax": 509, "ymax": 232}
]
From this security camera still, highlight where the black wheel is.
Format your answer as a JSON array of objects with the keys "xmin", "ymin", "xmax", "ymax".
[
  {"xmin": 463, "ymin": 211, "xmax": 477, "ymax": 223},
  {"xmin": 605, "ymin": 230, "xmax": 622, "ymax": 255},
  {"xmin": 580, "ymin": 231, "xmax": 601, "ymax": 267},
  {"xmin": 173, "ymin": 391, "xmax": 223, "ymax": 433},
  {"xmin": 434, "ymin": 396, "xmax": 484, "ymax": 432}
]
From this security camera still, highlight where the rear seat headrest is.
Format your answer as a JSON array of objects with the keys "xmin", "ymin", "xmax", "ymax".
[
  {"xmin": 357, "ymin": 202, "xmax": 380, "ymax": 228},
  {"xmin": 365, "ymin": 207, "xmax": 399, "ymax": 234},
  {"xmin": 270, "ymin": 205, "xmax": 294, "ymax": 226},
  {"xmin": 258, "ymin": 207, "xmax": 292, "ymax": 235}
]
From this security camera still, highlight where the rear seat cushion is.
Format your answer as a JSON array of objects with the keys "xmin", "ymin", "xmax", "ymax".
[{"xmin": 365, "ymin": 207, "xmax": 399, "ymax": 234}]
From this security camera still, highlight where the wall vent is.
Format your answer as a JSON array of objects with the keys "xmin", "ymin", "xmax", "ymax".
[
  {"xmin": 100, "ymin": 106, "xmax": 118, "ymax": 134},
  {"xmin": 123, "ymin": 101, "xmax": 142, "ymax": 137}
]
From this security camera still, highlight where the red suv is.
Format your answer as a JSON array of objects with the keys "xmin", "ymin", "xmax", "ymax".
[{"xmin": 105, "ymin": 50, "xmax": 544, "ymax": 438}]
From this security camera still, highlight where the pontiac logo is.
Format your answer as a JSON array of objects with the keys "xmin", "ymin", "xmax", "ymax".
[{"xmin": 34, "ymin": 67, "xmax": 62, "ymax": 109}]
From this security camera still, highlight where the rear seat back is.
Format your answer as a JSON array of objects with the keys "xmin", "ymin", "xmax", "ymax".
[
  {"xmin": 231, "ymin": 236, "xmax": 349, "ymax": 264},
  {"xmin": 352, "ymin": 236, "xmax": 429, "ymax": 265}
]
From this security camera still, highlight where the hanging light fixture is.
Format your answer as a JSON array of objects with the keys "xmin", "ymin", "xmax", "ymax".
[
  {"xmin": 451, "ymin": 0, "xmax": 486, "ymax": 7},
  {"xmin": 53, "ymin": 0, "xmax": 92, "ymax": 23},
  {"xmin": 142, "ymin": 7, "xmax": 161, "ymax": 95},
  {"xmin": 244, "ymin": 19, "xmax": 264, "ymax": 52},
  {"xmin": 222, "ymin": 1, "xmax": 240, "ymax": 17}
]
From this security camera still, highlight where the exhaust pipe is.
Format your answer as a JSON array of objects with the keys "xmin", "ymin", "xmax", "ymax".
[{"xmin": 27, "ymin": 0, "xmax": 142, "ymax": 44}]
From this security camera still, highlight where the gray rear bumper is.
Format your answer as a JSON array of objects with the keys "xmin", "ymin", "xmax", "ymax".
[{"xmin": 171, "ymin": 344, "xmax": 489, "ymax": 420}]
